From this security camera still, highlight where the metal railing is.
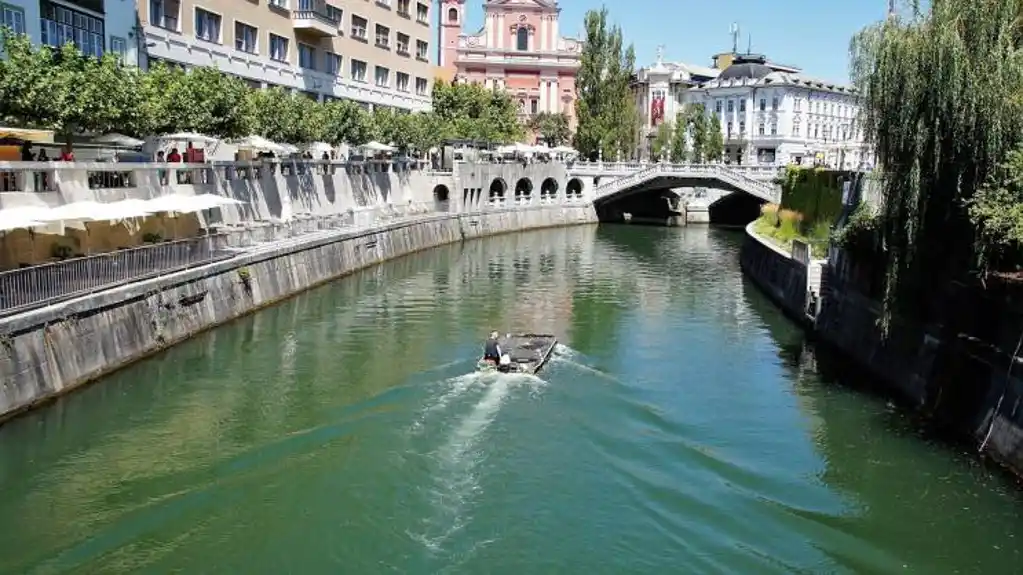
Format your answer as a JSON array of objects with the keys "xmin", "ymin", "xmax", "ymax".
[
  {"xmin": 570, "ymin": 161, "xmax": 782, "ymax": 179},
  {"xmin": 0, "ymin": 235, "xmax": 232, "ymax": 316}
]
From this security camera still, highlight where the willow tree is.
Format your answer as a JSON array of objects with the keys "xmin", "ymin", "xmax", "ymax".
[{"xmin": 853, "ymin": 0, "xmax": 1023, "ymax": 327}]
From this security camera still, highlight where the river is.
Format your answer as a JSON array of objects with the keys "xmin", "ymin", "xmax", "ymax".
[{"xmin": 0, "ymin": 225, "xmax": 1021, "ymax": 574}]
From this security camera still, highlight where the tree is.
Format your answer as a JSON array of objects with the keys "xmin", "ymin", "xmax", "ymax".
[
  {"xmin": 574, "ymin": 7, "xmax": 640, "ymax": 159},
  {"xmin": 852, "ymin": 0, "xmax": 1023, "ymax": 327},
  {"xmin": 528, "ymin": 112, "xmax": 572, "ymax": 146},
  {"xmin": 0, "ymin": 30, "xmax": 142, "ymax": 143},
  {"xmin": 320, "ymin": 99, "xmax": 374, "ymax": 146},
  {"xmin": 249, "ymin": 88, "xmax": 321, "ymax": 143},
  {"xmin": 650, "ymin": 121, "xmax": 672, "ymax": 161},
  {"xmin": 705, "ymin": 114, "xmax": 724, "ymax": 162},
  {"xmin": 669, "ymin": 113, "xmax": 687, "ymax": 162},
  {"xmin": 684, "ymin": 105, "xmax": 708, "ymax": 163},
  {"xmin": 430, "ymin": 80, "xmax": 522, "ymax": 143},
  {"xmin": 138, "ymin": 63, "xmax": 253, "ymax": 138}
]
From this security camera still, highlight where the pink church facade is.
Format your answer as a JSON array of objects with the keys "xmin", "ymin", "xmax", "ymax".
[{"xmin": 438, "ymin": 0, "xmax": 582, "ymax": 143}]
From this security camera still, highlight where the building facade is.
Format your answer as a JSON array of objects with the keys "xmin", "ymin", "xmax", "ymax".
[
  {"xmin": 140, "ymin": 0, "xmax": 435, "ymax": 111},
  {"xmin": 437, "ymin": 0, "xmax": 581, "ymax": 142},
  {"xmin": 633, "ymin": 50, "xmax": 872, "ymax": 169},
  {"xmin": 0, "ymin": 0, "xmax": 139, "ymax": 66}
]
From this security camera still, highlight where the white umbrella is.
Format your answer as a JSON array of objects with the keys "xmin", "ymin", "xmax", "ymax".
[
  {"xmin": 552, "ymin": 145, "xmax": 577, "ymax": 154},
  {"xmin": 306, "ymin": 142, "xmax": 333, "ymax": 154},
  {"xmin": 39, "ymin": 201, "xmax": 106, "ymax": 223},
  {"xmin": 361, "ymin": 141, "xmax": 395, "ymax": 152},
  {"xmin": 98, "ymin": 199, "xmax": 158, "ymax": 221},
  {"xmin": 145, "ymin": 193, "xmax": 242, "ymax": 214},
  {"xmin": 0, "ymin": 211, "xmax": 45, "ymax": 232},
  {"xmin": 93, "ymin": 133, "xmax": 145, "ymax": 147},
  {"xmin": 159, "ymin": 132, "xmax": 219, "ymax": 144},
  {"xmin": 234, "ymin": 135, "xmax": 288, "ymax": 153}
]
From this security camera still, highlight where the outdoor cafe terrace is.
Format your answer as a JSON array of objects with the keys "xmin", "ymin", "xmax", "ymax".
[{"xmin": 0, "ymin": 158, "xmax": 441, "ymax": 318}]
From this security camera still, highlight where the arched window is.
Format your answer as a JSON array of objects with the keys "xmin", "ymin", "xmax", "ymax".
[
  {"xmin": 516, "ymin": 27, "xmax": 529, "ymax": 51},
  {"xmin": 448, "ymin": 7, "xmax": 457, "ymax": 22}
]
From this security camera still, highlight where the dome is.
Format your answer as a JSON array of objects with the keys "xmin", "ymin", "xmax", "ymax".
[{"xmin": 717, "ymin": 54, "xmax": 772, "ymax": 82}]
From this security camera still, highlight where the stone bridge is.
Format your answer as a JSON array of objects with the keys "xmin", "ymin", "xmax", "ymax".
[{"xmin": 564, "ymin": 162, "xmax": 781, "ymax": 225}]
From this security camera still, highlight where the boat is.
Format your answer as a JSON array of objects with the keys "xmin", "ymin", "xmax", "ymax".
[{"xmin": 477, "ymin": 333, "xmax": 558, "ymax": 375}]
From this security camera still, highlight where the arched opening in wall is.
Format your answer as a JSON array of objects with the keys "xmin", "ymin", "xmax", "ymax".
[
  {"xmin": 489, "ymin": 178, "xmax": 507, "ymax": 203},
  {"xmin": 516, "ymin": 27, "xmax": 529, "ymax": 51},
  {"xmin": 708, "ymin": 192, "xmax": 765, "ymax": 227},
  {"xmin": 540, "ymin": 178, "xmax": 559, "ymax": 201},
  {"xmin": 433, "ymin": 184, "xmax": 450, "ymax": 212},
  {"xmin": 448, "ymin": 7, "xmax": 458, "ymax": 22},
  {"xmin": 514, "ymin": 178, "xmax": 533, "ymax": 203},
  {"xmin": 566, "ymin": 178, "xmax": 584, "ymax": 200}
]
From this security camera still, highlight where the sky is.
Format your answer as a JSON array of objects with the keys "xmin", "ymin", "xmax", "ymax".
[{"xmin": 459, "ymin": 0, "xmax": 892, "ymax": 84}]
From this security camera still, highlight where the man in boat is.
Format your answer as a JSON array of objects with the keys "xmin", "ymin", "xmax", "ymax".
[{"xmin": 482, "ymin": 331, "xmax": 503, "ymax": 366}]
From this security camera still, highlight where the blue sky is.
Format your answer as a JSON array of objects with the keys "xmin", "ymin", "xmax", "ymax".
[{"xmin": 459, "ymin": 0, "xmax": 891, "ymax": 83}]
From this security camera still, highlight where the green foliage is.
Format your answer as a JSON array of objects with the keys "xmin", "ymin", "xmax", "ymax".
[
  {"xmin": 705, "ymin": 114, "xmax": 724, "ymax": 162},
  {"xmin": 669, "ymin": 113, "xmax": 687, "ymax": 162},
  {"xmin": 650, "ymin": 121, "xmax": 672, "ymax": 161},
  {"xmin": 852, "ymin": 0, "xmax": 1023, "ymax": 326},
  {"xmin": 0, "ymin": 30, "xmax": 524, "ymax": 147},
  {"xmin": 832, "ymin": 201, "xmax": 882, "ymax": 257},
  {"xmin": 528, "ymin": 112, "xmax": 572, "ymax": 146},
  {"xmin": 965, "ymin": 145, "xmax": 1023, "ymax": 274},
  {"xmin": 778, "ymin": 166, "xmax": 845, "ymax": 233},
  {"xmin": 574, "ymin": 6, "xmax": 640, "ymax": 159},
  {"xmin": 755, "ymin": 204, "xmax": 832, "ymax": 257}
]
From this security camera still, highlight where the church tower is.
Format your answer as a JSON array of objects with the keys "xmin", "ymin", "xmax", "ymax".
[{"xmin": 438, "ymin": 0, "xmax": 465, "ymax": 71}]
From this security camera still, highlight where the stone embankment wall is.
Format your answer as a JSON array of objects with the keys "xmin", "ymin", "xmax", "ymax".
[
  {"xmin": 0, "ymin": 205, "xmax": 597, "ymax": 422},
  {"xmin": 741, "ymin": 223, "xmax": 1023, "ymax": 477}
]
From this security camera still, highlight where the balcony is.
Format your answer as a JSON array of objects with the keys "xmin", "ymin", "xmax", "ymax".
[{"xmin": 292, "ymin": 0, "xmax": 340, "ymax": 37}]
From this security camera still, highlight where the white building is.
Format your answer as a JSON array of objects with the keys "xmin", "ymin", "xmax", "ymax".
[
  {"xmin": 633, "ymin": 51, "xmax": 872, "ymax": 169},
  {"xmin": 1, "ymin": 0, "xmax": 139, "ymax": 66}
]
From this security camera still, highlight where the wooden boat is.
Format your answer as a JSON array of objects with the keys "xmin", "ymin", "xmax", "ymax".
[{"xmin": 477, "ymin": 333, "xmax": 557, "ymax": 375}]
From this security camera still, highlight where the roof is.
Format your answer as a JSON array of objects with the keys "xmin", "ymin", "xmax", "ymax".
[
  {"xmin": 716, "ymin": 54, "xmax": 772, "ymax": 81},
  {"xmin": 700, "ymin": 68, "xmax": 859, "ymax": 95}
]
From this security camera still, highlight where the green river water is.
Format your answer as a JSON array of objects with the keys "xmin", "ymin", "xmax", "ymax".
[{"xmin": 0, "ymin": 225, "xmax": 1021, "ymax": 574}]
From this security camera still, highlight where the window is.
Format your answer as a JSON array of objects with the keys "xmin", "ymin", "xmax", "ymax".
[
  {"xmin": 397, "ymin": 0, "xmax": 410, "ymax": 17},
  {"xmin": 415, "ymin": 39, "xmax": 428, "ymax": 60},
  {"xmin": 758, "ymin": 98, "xmax": 765, "ymax": 111},
  {"xmin": 268, "ymin": 0, "xmax": 285, "ymax": 8},
  {"xmin": 326, "ymin": 52, "xmax": 341, "ymax": 75},
  {"xmin": 770, "ymin": 122, "xmax": 777, "ymax": 136},
  {"xmin": 109, "ymin": 36, "xmax": 128, "ymax": 64},
  {"xmin": 148, "ymin": 0, "xmax": 179, "ymax": 32},
  {"xmin": 516, "ymin": 26, "xmax": 528, "ymax": 51},
  {"xmin": 739, "ymin": 121, "xmax": 745, "ymax": 133},
  {"xmin": 758, "ymin": 123, "xmax": 764, "ymax": 136},
  {"xmin": 727, "ymin": 100, "xmax": 734, "ymax": 113},
  {"xmin": 714, "ymin": 100, "xmax": 722, "ymax": 113},
  {"xmin": 1, "ymin": 3, "xmax": 25, "ymax": 35},
  {"xmin": 772, "ymin": 97, "xmax": 779, "ymax": 110},
  {"xmin": 375, "ymin": 65, "xmax": 389, "ymax": 87},
  {"xmin": 727, "ymin": 121, "xmax": 733, "ymax": 137},
  {"xmin": 298, "ymin": 43, "xmax": 315, "ymax": 69},
  {"xmin": 41, "ymin": 1, "xmax": 104, "ymax": 58},
  {"xmin": 325, "ymin": 5, "xmax": 342, "ymax": 25},
  {"xmin": 415, "ymin": 77, "xmax": 428, "ymax": 95},
  {"xmin": 195, "ymin": 8, "xmax": 221, "ymax": 43},
  {"xmin": 396, "ymin": 72, "xmax": 409, "ymax": 92},
  {"xmin": 351, "ymin": 59, "xmax": 367, "ymax": 82},
  {"xmin": 792, "ymin": 122, "xmax": 800, "ymax": 136},
  {"xmin": 351, "ymin": 15, "xmax": 366, "ymax": 40},
  {"xmin": 531, "ymin": 99, "xmax": 538, "ymax": 114},
  {"xmin": 235, "ymin": 22, "xmax": 257, "ymax": 54},
  {"xmin": 417, "ymin": 2, "xmax": 429, "ymax": 24},
  {"xmin": 739, "ymin": 99, "xmax": 746, "ymax": 112},
  {"xmin": 375, "ymin": 23, "xmax": 389, "ymax": 48},
  {"xmin": 269, "ymin": 33, "xmax": 288, "ymax": 62},
  {"xmin": 396, "ymin": 32, "xmax": 409, "ymax": 55},
  {"xmin": 447, "ymin": 7, "xmax": 457, "ymax": 22}
]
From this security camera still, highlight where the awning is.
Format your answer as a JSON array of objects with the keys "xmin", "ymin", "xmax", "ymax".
[
  {"xmin": 0, "ymin": 210, "xmax": 45, "ymax": 231},
  {"xmin": 144, "ymin": 193, "xmax": 243, "ymax": 214},
  {"xmin": 0, "ymin": 127, "xmax": 55, "ymax": 144}
]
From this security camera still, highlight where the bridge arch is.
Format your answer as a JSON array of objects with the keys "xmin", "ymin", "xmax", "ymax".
[
  {"xmin": 566, "ymin": 177, "xmax": 583, "ymax": 199},
  {"xmin": 489, "ymin": 178, "xmax": 507, "ymax": 203},
  {"xmin": 514, "ymin": 178, "xmax": 533, "ymax": 202},
  {"xmin": 540, "ymin": 177, "xmax": 559, "ymax": 200},
  {"xmin": 432, "ymin": 184, "xmax": 450, "ymax": 211},
  {"xmin": 707, "ymin": 190, "xmax": 766, "ymax": 226}
]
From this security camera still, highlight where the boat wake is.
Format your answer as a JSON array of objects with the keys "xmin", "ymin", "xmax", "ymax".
[
  {"xmin": 549, "ymin": 344, "xmax": 622, "ymax": 384},
  {"xmin": 410, "ymin": 371, "xmax": 545, "ymax": 555}
]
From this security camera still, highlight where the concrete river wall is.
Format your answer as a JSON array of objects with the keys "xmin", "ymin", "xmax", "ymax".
[
  {"xmin": 741, "ymin": 223, "xmax": 1023, "ymax": 477},
  {"xmin": 0, "ymin": 160, "xmax": 598, "ymax": 422}
]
